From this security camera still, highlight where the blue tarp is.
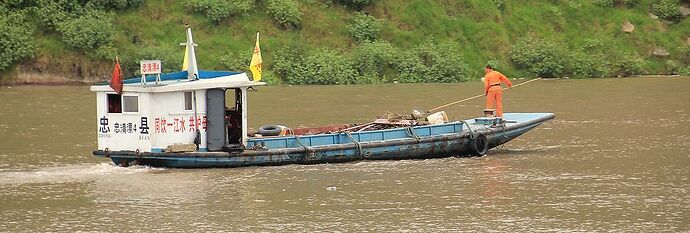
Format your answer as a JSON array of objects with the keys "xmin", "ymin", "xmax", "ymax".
[{"xmin": 113, "ymin": 70, "xmax": 242, "ymax": 84}]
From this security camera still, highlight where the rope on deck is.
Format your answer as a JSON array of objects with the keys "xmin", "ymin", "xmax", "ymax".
[
  {"xmin": 461, "ymin": 120, "xmax": 477, "ymax": 139},
  {"xmin": 294, "ymin": 135, "xmax": 312, "ymax": 159},
  {"xmin": 345, "ymin": 132, "xmax": 364, "ymax": 158},
  {"xmin": 488, "ymin": 122, "xmax": 509, "ymax": 150},
  {"xmin": 405, "ymin": 127, "xmax": 421, "ymax": 142}
]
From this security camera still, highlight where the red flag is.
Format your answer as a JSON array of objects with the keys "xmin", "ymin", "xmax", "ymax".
[{"xmin": 110, "ymin": 57, "xmax": 123, "ymax": 94}]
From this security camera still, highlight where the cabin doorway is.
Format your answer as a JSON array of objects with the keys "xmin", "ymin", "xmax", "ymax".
[
  {"xmin": 225, "ymin": 88, "xmax": 242, "ymax": 149},
  {"xmin": 205, "ymin": 88, "xmax": 243, "ymax": 151}
]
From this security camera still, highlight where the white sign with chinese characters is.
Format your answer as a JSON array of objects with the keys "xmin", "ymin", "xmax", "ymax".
[{"xmin": 140, "ymin": 60, "xmax": 162, "ymax": 74}]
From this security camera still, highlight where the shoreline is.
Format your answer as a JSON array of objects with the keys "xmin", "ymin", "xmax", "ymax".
[
  {"xmin": 0, "ymin": 72, "xmax": 102, "ymax": 86},
  {"xmin": 1, "ymin": 74, "xmax": 686, "ymax": 87}
]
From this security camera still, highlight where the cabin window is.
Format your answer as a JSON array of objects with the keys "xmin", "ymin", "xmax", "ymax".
[
  {"xmin": 123, "ymin": 95, "xmax": 139, "ymax": 113},
  {"xmin": 184, "ymin": 92, "xmax": 193, "ymax": 111},
  {"xmin": 107, "ymin": 94, "xmax": 122, "ymax": 113}
]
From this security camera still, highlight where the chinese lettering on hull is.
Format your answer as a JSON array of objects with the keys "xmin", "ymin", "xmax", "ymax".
[
  {"xmin": 99, "ymin": 116, "xmax": 205, "ymax": 136},
  {"xmin": 98, "ymin": 116, "xmax": 150, "ymax": 139},
  {"xmin": 154, "ymin": 116, "xmax": 207, "ymax": 133}
]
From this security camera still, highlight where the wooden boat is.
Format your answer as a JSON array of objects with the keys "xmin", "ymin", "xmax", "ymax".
[{"xmin": 90, "ymin": 28, "xmax": 554, "ymax": 168}]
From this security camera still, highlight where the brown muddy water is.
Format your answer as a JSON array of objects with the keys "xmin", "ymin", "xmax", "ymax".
[{"xmin": 0, "ymin": 77, "xmax": 688, "ymax": 232}]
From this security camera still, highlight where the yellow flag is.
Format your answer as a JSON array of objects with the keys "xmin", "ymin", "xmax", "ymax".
[
  {"xmin": 182, "ymin": 44, "xmax": 189, "ymax": 71},
  {"xmin": 249, "ymin": 32, "xmax": 262, "ymax": 81}
]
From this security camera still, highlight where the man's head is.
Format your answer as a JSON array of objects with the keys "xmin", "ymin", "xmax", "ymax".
[{"xmin": 484, "ymin": 65, "xmax": 494, "ymax": 74}]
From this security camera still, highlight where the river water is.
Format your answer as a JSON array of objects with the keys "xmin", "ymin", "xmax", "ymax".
[{"xmin": 0, "ymin": 77, "xmax": 688, "ymax": 232}]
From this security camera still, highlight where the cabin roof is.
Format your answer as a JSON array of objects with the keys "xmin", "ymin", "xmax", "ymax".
[{"xmin": 90, "ymin": 70, "xmax": 265, "ymax": 93}]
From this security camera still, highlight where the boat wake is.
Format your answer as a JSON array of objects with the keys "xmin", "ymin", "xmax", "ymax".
[{"xmin": 0, "ymin": 163, "xmax": 162, "ymax": 185}]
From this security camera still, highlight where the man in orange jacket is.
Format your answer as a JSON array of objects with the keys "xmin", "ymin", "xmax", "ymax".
[{"xmin": 484, "ymin": 65, "xmax": 512, "ymax": 117}]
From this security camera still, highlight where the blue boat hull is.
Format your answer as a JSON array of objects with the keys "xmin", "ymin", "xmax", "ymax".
[{"xmin": 93, "ymin": 113, "xmax": 554, "ymax": 168}]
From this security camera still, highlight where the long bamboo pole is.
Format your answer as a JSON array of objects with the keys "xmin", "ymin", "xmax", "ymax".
[{"xmin": 426, "ymin": 78, "xmax": 542, "ymax": 113}]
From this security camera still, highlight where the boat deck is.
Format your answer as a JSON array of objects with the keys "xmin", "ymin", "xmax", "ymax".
[{"xmin": 246, "ymin": 112, "xmax": 553, "ymax": 150}]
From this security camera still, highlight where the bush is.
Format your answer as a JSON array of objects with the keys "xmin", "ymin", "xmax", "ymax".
[
  {"xmin": 89, "ymin": 44, "xmax": 118, "ymax": 60},
  {"xmin": 258, "ymin": 70, "xmax": 280, "ymax": 85},
  {"xmin": 395, "ymin": 39, "xmax": 470, "ymax": 83},
  {"xmin": 6, "ymin": 0, "xmax": 142, "ymax": 30},
  {"xmin": 57, "ymin": 10, "xmax": 114, "ymax": 50},
  {"xmin": 351, "ymin": 41, "xmax": 398, "ymax": 83},
  {"xmin": 611, "ymin": 52, "xmax": 644, "ymax": 77},
  {"xmin": 394, "ymin": 50, "xmax": 428, "ymax": 83},
  {"xmin": 2, "ymin": 0, "xmax": 30, "ymax": 8},
  {"xmin": 493, "ymin": 0, "xmax": 505, "ymax": 10},
  {"xmin": 8, "ymin": 0, "xmax": 73, "ymax": 30},
  {"xmin": 622, "ymin": 0, "xmax": 637, "ymax": 7},
  {"xmin": 651, "ymin": 0, "xmax": 682, "ymax": 23},
  {"xmin": 564, "ymin": 39, "xmax": 611, "ymax": 78},
  {"xmin": 335, "ymin": 0, "xmax": 372, "ymax": 9},
  {"xmin": 592, "ymin": 0, "xmax": 614, "ymax": 7},
  {"xmin": 348, "ymin": 12, "xmax": 383, "ymax": 42},
  {"xmin": 301, "ymin": 49, "xmax": 357, "ymax": 85},
  {"xmin": 219, "ymin": 50, "xmax": 282, "ymax": 83},
  {"xmin": 510, "ymin": 36, "xmax": 566, "ymax": 77},
  {"xmin": 0, "ymin": 7, "xmax": 34, "ymax": 71},
  {"xmin": 266, "ymin": 0, "xmax": 301, "ymax": 28},
  {"xmin": 665, "ymin": 60, "xmax": 683, "ymax": 75},
  {"xmin": 679, "ymin": 65, "xmax": 690, "ymax": 76},
  {"xmin": 32, "ymin": 1, "xmax": 68, "ymax": 29},
  {"xmin": 219, "ymin": 50, "xmax": 252, "ymax": 72},
  {"xmin": 186, "ymin": 0, "xmax": 253, "ymax": 24},
  {"xmin": 550, "ymin": 6, "xmax": 562, "ymax": 16},
  {"xmin": 90, "ymin": 0, "xmax": 143, "ymax": 9},
  {"xmin": 565, "ymin": 51, "xmax": 610, "ymax": 78},
  {"xmin": 273, "ymin": 46, "xmax": 307, "ymax": 83},
  {"xmin": 273, "ymin": 47, "xmax": 357, "ymax": 85}
]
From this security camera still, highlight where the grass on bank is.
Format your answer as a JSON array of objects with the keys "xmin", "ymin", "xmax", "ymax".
[{"xmin": 2, "ymin": 0, "xmax": 689, "ymax": 83}]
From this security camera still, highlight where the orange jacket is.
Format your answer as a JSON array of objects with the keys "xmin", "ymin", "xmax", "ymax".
[{"xmin": 484, "ymin": 70, "xmax": 512, "ymax": 93}]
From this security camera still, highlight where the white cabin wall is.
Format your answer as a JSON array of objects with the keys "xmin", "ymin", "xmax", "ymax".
[
  {"xmin": 149, "ymin": 90, "xmax": 208, "ymax": 152},
  {"xmin": 96, "ymin": 92, "xmax": 147, "ymax": 152},
  {"xmin": 96, "ymin": 92, "xmax": 108, "ymax": 150},
  {"xmin": 137, "ymin": 93, "xmax": 153, "ymax": 151}
]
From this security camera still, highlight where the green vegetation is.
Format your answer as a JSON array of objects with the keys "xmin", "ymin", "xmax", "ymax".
[
  {"xmin": 510, "ymin": 36, "xmax": 567, "ymax": 78},
  {"xmin": 57, "ymin": 10, "xmax": 115, "ymax": 50},
  {"xmin": 652, "ymin": 0, "xmax": 683, "ymax": 22},
  {"xmin": 335, "ymin": 0, "xmax": 372, "ymax": 9},
  {"xmin": 348, "ymin": 12, "xmax": 383, "ymax": 42},
  {"xmin": 186, "ymin": 0, "xmax": 254, "ymax": 24},
  {"xmin": 0, "ymin": 6, "xmax": 34, "ymax": 71},
  {"xmin": 266, "ymin": 0, "xmax": 302, "ymax": 28},
  {"xmin": 0, "ymin": 0, "xmax": 689, "ymax": 84},
  {"xmin": 592, "ymin": 0, "xmax": 615, "ymax": 7},
  {"xmin": 509, "ymin": 36, "xmax": 647, "ymax": 78},
  {"xmin": 351, "ymin": 41, "xmax": 397, "ymax": 82}
]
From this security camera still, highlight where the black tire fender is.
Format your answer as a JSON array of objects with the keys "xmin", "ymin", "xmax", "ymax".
[
  {"xmin": 471, "ymin": 134, "xmax": 489, "ymax": 156},
  {"xmin": 258, "ymin": 125, "xmax": 282, "ymax": 136}
]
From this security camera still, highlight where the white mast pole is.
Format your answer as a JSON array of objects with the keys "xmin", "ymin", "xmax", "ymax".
[
  {"xmin": 185, "ymin": 27, "xmax": 199, "ymax": 81},
  {"xmin": 183, "ymin": 26, "xmax": 202, "ymax": 149}
]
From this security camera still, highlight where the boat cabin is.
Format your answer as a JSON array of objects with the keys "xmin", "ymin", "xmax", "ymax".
[{"xmin": 90, "ymin": 28, "xmax": 265, "ymax": 153}]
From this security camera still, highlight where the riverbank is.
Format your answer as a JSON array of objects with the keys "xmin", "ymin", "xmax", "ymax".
[
  {"xmin": 1, "ymin": 72, "xmax": 686, "ymax": 87},
  {"xmin": 1, "ymin": 0, "xmax": 688, "ymax": 85},
  {"xmin": 0, "ymin": 72, "xmax": 100, "ymax": 86}
]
